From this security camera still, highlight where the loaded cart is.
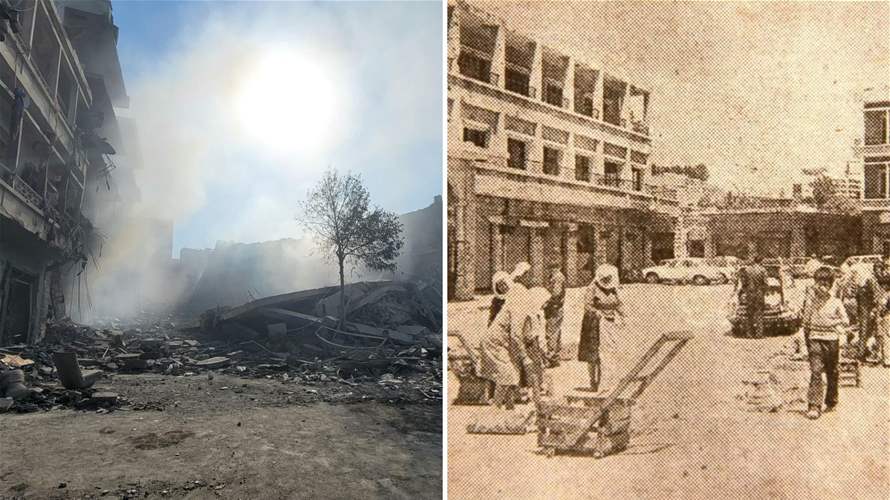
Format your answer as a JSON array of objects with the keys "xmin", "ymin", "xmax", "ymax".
[{"xmin": 538, "ymin": 331, "xmax": 693, "ymax": 458}]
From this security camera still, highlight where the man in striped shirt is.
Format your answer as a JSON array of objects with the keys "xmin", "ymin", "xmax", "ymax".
[{"xmin": 801, "ymin": 266, "xmax": 850, "ymax": 420}]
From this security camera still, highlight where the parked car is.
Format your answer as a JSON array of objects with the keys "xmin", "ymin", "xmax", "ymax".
[
  {"xmin": 842, "ymin": 254, "xmax": 882, "ymax": 269},
  {"xmin": 728, "ymin": 264, "xmax": 801, "ymax": 336},
  {"xmin": 642, "ymin": 258, "xmax": 728, "ymax": 285},
  {"xmin": 705, "ymin": 256, "xmax": 741, "ymax": 282}
]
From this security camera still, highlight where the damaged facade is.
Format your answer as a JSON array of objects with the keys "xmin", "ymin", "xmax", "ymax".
[
  {"xmin": 446, "ymin": 0, "xmax": 679, "ymax": 299},
  {"xmin": 0, "ymin": 0, "xmax": 125, "ymax": 344}
]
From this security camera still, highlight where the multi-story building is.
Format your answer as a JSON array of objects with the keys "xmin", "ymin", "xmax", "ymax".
[
  {"xmin": 0, "ymin": 0, "xmax": 123, "ymax": 343},
  {"xmin": 446, "ymin": 0, "xmax": 679, "ymax": 299},
  {"xmin": 857, "ymin": 87, "xmax": 890, "ymax": 254}
]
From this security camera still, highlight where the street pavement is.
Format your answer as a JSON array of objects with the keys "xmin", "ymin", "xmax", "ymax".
[{"xmin": 447, "ymin": 283, "xmax": 889, "ymax": 499}]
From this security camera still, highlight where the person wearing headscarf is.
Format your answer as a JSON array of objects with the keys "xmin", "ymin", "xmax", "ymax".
[
  {"xmin": 478, "ymin": 276, "xmax": 550, "ymax": 409},
  {"xmin": 578, "ymin": 264, "xmax": 625, "ymax": 392},
  {"xmin": 510, "ymin": 261, "xmax": 532, "ymax": 294}
]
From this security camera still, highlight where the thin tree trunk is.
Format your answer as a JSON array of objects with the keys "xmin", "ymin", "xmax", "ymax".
[{"xmin": 338, "ymin": 256, "xmax": 346, "ymax": 328}]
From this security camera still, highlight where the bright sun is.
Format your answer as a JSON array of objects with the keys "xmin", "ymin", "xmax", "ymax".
[{"xmin": 236, "ymin": 49, "xmax": 339, "ymax": 155}]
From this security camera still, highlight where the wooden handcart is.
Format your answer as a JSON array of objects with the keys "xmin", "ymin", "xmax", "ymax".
[{"xmin": 538, "ymin": 331, "xmax": 693, "ymax": 458}]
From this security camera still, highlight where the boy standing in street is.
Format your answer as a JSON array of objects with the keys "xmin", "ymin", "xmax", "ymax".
[{"xmin": 801, "ymin": 266, "xmax": 850, "ymax": 419}]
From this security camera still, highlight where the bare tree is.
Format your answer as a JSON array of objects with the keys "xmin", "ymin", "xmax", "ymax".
[{"xmin": 298, "ymin": 168, "xmax": 403, "ymax": 324}]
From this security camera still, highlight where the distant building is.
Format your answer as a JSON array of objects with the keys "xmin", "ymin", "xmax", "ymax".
[
  {"xmin": 793, "ymin": 163, "xmax": 863, "ymax": 201},
  {"xmin": 446, "ymin": 0, "xmax": 679, "ymax": 299},
  {"xmin": 857, "ymin": 86, "xmax": 890, "ymax": 253}
]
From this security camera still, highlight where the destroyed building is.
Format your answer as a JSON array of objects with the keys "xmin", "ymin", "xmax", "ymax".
[
  {"xmin": 175, "ymin": 197, "xmax": 444, "ymax": 313},
  {"xmin": 0, "ymin": 0, "xmax": 126, "ymax": 344},
  {"xmin": 446, "ymin": 0, "xmax": 680, "ymax": 299}
]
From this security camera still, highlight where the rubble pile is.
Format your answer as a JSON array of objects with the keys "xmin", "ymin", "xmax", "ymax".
[{"xmin": 0, "ymin": 280, "xmax": 442, "ymax": 414}]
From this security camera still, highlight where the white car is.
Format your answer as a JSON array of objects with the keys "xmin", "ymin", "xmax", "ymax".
[
  {"xmin": 705, "ymin": 256, "xmax": 741, "ymax": 282},
  {"xmin": 642, "ymin": 258, "xmax": 729, "ymax": 285},
  {"xmin": 841, "ymin": 254, "xmax": 882, "ymax": 269}
]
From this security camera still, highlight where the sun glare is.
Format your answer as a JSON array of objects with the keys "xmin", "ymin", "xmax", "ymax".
[{"xmin": 236, "ymin": 49, "xmax": 339, "ymax": 155}]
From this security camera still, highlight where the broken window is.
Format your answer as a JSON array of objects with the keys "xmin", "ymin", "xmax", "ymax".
[
  {"xmin": 864, "ymin": 163, "xmax": 887, "ymax": 199},
  {"xmin": 57, "ymin": 62, "xmax": 77, "ymax": 124},
  {"xmin": 31, "ymin": 8, "xmax": 61, "ymax": 91},
  {"xmin": 463, "ymin": 127, "xmax": 487, "ymax": 148},
  {"xmin": 507, "ymin": 138, "xmax": 526, "ymax": 170},
  {"xmin": 865, "ymin": 110, "xmax": 888, "ymax": 145},
  {"xmin": 575, "ymin": 155, "xmax": 591, "ymax": 182},
  {"xmin": 543, "ymin": 146, "xmax": 561, "ymax": 176}
]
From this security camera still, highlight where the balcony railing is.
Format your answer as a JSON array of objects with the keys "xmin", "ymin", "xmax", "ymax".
[
  {"xmin": 452, "ymin": 68, "xmax": 652, "ymax": 138},
  {"xmin": 469, "ymin": 154, "xmax": 677, "ymax": 201},
  {"xmin": 12, "ymin": 175, "xmax": 44, "ymax": 208}
]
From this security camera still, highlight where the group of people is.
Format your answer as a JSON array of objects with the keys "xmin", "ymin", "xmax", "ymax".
[
  {"xmin": 478, "ymin": 261, "xmax": 625, "ymax": 410},
  {"xmin": 786, "ymin": 258, "xmax": 889, "ymax": 420}
]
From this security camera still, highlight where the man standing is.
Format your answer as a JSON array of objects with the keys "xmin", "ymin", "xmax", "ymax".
[
  {"xmin": 739, "ymin": 255, "xmax": 768, "ymax": 338},
  {"xmin": 855, "ymin": 262, "xmax": 881, "ymax": 360},
  {"xmin": 542, "ymin": 262, "xmax": 566, "ymax": 367},
  {"xmin": 801, "ymin": 266, "xmax": 850, "ymax": 419}
]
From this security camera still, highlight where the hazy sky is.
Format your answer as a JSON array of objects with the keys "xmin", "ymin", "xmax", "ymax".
[
  {"xmin": 112, "ymin": 1, "xmax": 443, "ymax": 256},
  {"xmin": 479, "ymin": 1, "xmax": 889, "ymax": 195}
]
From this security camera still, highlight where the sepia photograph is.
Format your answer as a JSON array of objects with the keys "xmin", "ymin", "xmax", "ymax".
[
  {"xmin": 0, "ymin": 1, "xmax": 443, "ymax": 498},
  {"xmin": 446, "ymin": 0, "xmax": 889, "ymax": 498}
]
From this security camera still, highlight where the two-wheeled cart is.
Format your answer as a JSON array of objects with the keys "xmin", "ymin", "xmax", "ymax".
[{"xmin": 537, "ymin": 331, "xmax": 693, "ymax": 458}]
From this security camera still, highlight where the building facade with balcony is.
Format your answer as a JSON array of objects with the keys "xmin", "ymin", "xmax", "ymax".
[
  {"xmin": 0, "ymin": 0, "xmax": 123, "ymax": 343},
  {"xmin": 857, "ymin": 88, "xmax": 890, "ymax": 254},
  {"xmin": 446, "ymin": 0, "xmax": 679, "ymax": 300}
]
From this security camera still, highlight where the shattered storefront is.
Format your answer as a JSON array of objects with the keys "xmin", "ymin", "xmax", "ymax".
[{"xmin": 0, "ymin": 207, "xmax": 91, "ymax": 345}]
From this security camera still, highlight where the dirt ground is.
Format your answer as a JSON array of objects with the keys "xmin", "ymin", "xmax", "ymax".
[
  {"xmin": 447, "ymin": 283, "xmax": 890, "ymax": 499},
  {"xmin": 1, "ymin": 373, "xmax": 441, "ymax": 499}
]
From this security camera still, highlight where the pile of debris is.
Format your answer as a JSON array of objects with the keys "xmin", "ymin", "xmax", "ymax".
[
  {"xmin": 1, "ymin": 280, "xmax": 442, "ymax": 413},
  {"xmin": 195, "ymin": 281, "xmax": 441, "ymax": 371}
]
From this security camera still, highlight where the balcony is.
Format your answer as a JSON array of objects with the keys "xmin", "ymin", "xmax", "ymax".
[{"xmin": 459, "ymin": 153, "xmax": 677, "ymax": 205}]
